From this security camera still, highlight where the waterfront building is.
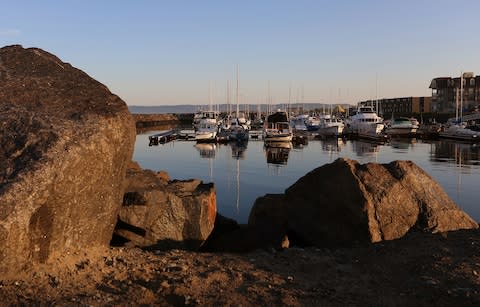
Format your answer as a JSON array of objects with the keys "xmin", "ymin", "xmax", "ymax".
[
  {"xmin": 356, "ymin": 97, "xmax": 431, "ymax": 118},
  {"xmin": 429, "ymin": 72, "xmax": 480, "ymax": 114}
]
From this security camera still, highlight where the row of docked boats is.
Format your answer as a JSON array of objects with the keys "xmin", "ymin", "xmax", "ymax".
[
  {"xmin": 192, "ymin": 105, "xmax": 480, "ymax": 144},
  {"xmin": 192, "ymin": 108, "xmax": 294, "ymax": 144}
]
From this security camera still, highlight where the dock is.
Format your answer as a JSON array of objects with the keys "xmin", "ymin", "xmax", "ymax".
[{"xmin": 148, "ymin": 130, "xmax": 177, "ymax": 145}]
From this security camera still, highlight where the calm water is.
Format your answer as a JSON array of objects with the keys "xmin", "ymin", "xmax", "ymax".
[{"xmin": 133, "ymin": 131, "xmax": 480, "ymax": 224}]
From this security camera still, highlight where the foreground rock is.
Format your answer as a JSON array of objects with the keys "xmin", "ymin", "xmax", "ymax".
[
  {"xmin": 114, "ymin": 165, "xmax": 216, "ymax": 250},
  {"xmin": 0, "ymin": 45, "xmax": 135, "ymax": 276},
  {"xmin": 250, "ymin": 158, "xmax": 478, "ymax": 246}
]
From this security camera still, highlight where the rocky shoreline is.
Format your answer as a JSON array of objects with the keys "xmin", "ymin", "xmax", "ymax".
[{"xmin": 1, "ymin": 45, "xmax": 480, "ymax": 305}]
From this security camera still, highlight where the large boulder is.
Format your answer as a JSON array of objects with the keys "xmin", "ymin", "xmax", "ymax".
[
  {"xmin": 0, "ymin": 45, "xmax": 135, "ymax": 275},
  {"xmin": 249, "ymin": 158, "xmax": 478, "ymax": 246},
  {"xmin": 114, "ymin": 167, "xmax": 216, "ymax": 250}
]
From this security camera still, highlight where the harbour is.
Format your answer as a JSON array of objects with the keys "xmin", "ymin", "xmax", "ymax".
[{"xmin": 135, "ymin": 129, "xmax": 480, "ymax": 224}]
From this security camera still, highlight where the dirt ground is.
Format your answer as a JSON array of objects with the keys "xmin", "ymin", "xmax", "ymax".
[{"xmin": 1, "ymin": 228, "xmax": 480, "ymax": 306}]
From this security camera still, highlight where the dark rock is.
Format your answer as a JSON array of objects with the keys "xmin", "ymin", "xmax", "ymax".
[
  {"xmin": 249, "ymin": 158, "xmax": 478, "ymax": 247},
  {"xmin": 0, "ymin": 45, "xmax": 135, "ymax": 275},
  {"xmin": 115, "ymin": 167, "xmax": 216, "ymax": 250},
  {"xmin": 202, "ymin": 212, "xmax": 289, "ymax": 253}
]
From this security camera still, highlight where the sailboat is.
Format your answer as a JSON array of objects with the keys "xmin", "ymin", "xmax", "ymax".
[
  {"xmin": 228, "ymin": 65, "xmax": 249, "ymax": 142},
  {"xmin": 439, "ymin": 73, "xmax": 480, "ymax": 142}
]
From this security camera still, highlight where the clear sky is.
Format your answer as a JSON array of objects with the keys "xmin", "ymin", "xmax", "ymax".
[{"xmin": 2, "ymin": 0, "xmax": 479, "ymax": 106}]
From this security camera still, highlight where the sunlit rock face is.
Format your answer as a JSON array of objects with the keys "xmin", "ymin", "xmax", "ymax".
[
  {"xmin": 250, "ymin": 158, "xmax": 478, "ymax": 247},
  {"xmin": 115, "ymin": 166, "xmax": 217, "ymax": 250},
  {"xmin": 0, "ymin": 45, "xmax": 135, "ymax": 275}
]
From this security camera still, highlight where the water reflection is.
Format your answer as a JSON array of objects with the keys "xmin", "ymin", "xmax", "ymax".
[
  {"xmin": 229, "ymin": 141, "xmax": 248, "ymax": 160},
  {"xmin": 264, "ymin": 142, "xmax": 292, "ymax": 165},
  {"xmin": 351, "ymin": 140, "xmax": 382, "ymax": 157},
  {"xmin": 431, "ymin": 140, "xmax": 480, "ymax": 166},
  {"xmin": 320, "ymin": 138, "xmax": 345, "ymax": 153},
  {"xmin": 389, "ymin": 138, "xmax": 417, "ymax": 151},
  {"xmin": 194, "ymin": 143, "xmax": 216, "ymax": 159}
]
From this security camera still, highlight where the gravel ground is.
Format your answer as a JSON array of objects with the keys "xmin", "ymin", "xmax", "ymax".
[{"xmin": 1, "ymin": 229, "xmax": 480, "ymax": 306}]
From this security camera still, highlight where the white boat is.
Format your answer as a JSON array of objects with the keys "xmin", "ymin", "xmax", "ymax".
[
  {"xmin": 385, "ymin": 117, "xmax": 419, "ymax": 137},
  {"xmin": 263, "ymin": 110, "xmax": 293, "ymax": 143},
  {"xmin": 317, "ymin": 114, "xmax": 345, "ymax": 137},
  {"xmin": 347, "ymin": 105, "xmax": 385, "ymax": 140},
  {"xmin": 195, "ymin": 114, "xmax": 218, "ymax": 143}
]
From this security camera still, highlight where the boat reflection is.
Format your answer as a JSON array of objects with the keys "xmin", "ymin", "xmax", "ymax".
[
  {"xmin": 194, "ymin": 143, "xmax": 216, "ymax": 159},
  {"xmin": 389, "ymin": 138, "xmax": 417, "ymax": 151},
  {"xmin": 229, "ymin": 141, "xmax": 248, "ymax": 160},
  {"xmin": 264, "ymin": 141, "xmax": 292, "ymax": 165},
  {"xmin": 320, "ymin": 138, "xmax": 345, "ymax": 153},
  {"xmin": 431, "ymin": 140, "xmax": 480, "ymax": 166},
  {"xmin": 351, "ymin": 140, "xmax": 382, "ymax": 157}
]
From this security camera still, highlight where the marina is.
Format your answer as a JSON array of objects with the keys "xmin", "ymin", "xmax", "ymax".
[{"xmin": 136, "ymin": 129, "xmax": 480, "ymax": 224}]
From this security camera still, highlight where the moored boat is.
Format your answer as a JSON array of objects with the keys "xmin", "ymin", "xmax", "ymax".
[
  {"xmin": 317, "ymin": 114, "xmax": 345, "ymax": 137},
  {"xmin": 346, "ymin": 105, "xmax": 386, "ymax": 140},
  {"xmin": 439, "ymin": 120, "xmax": 480, "ymax": 142},
  {"xmin": 385, "ymin": 117, "xmax": 419, "ymax": 137},
  {"xmin": 263, "ymin": 110, "xmax": 293, "ymax": 143}
]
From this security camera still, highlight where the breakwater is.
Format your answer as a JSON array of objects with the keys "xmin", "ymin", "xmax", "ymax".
[{"xmin": 133, "ymin": 113, "xmax": 194, "ymax": 128}]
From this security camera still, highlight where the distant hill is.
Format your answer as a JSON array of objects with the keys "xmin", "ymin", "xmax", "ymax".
[{"xmin": 129, "ymin": 103, "xmax": 351, "ymax": 114}]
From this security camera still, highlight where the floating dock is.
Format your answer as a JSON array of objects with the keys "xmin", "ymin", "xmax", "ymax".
[{"xmin": 148, "ymin": 130, "xmax": 177, "ymax": 145}]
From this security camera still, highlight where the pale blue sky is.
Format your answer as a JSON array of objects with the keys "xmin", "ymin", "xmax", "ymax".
[{"xmin": 2, "ymin": 0, "xmax": 479, "ymax": 106}]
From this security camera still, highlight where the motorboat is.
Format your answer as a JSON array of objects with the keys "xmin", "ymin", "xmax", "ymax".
[
  {"xmin": 317, "ymin": 114, "xmax": 345, "ymax": 137},
  {"xmin": 385, "ymin": 117, "xmax": 419, "ymax": 137},
  {"xmin": 263, "ymin": 110, "xmax": 293, "ymax": 142},
  {"xmin": 195, "ymin": 111, "xmax": 219, "ymax": 142},
  {"xmin": 347, "ymin": 105, "xmax": 385, "ymax": 140}
]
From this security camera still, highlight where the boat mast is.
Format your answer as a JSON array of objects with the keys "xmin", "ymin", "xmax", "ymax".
[
  {"xmin": 227, "ymin": 80, "xmax": 231, "ymax": 117},
  {"xmin": 455, "ymin": 87, "xmax": 459, "ymax": 122},
  {"xmin": 288, "ymin": 83, "xmax": 292, "ymax": 115},
  {"xmin": 236, "ymin": 64, "xmax": 239, "ymax": 117},
  {"xmin": 375, "ymin": 73, "xmax": 379, "ymax": 114},
  {"xmin": 460, "ymin": 72, "xmax": 464, "ymax": 122},
  {"xmin": 209, "ymin": 81, "xmax": 212, "ymax": 112}
]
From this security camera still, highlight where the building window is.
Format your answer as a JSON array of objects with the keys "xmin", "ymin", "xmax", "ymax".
[{"xmin": 471, "ymin": 79, "xmax": 475, "ymax": 86}]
